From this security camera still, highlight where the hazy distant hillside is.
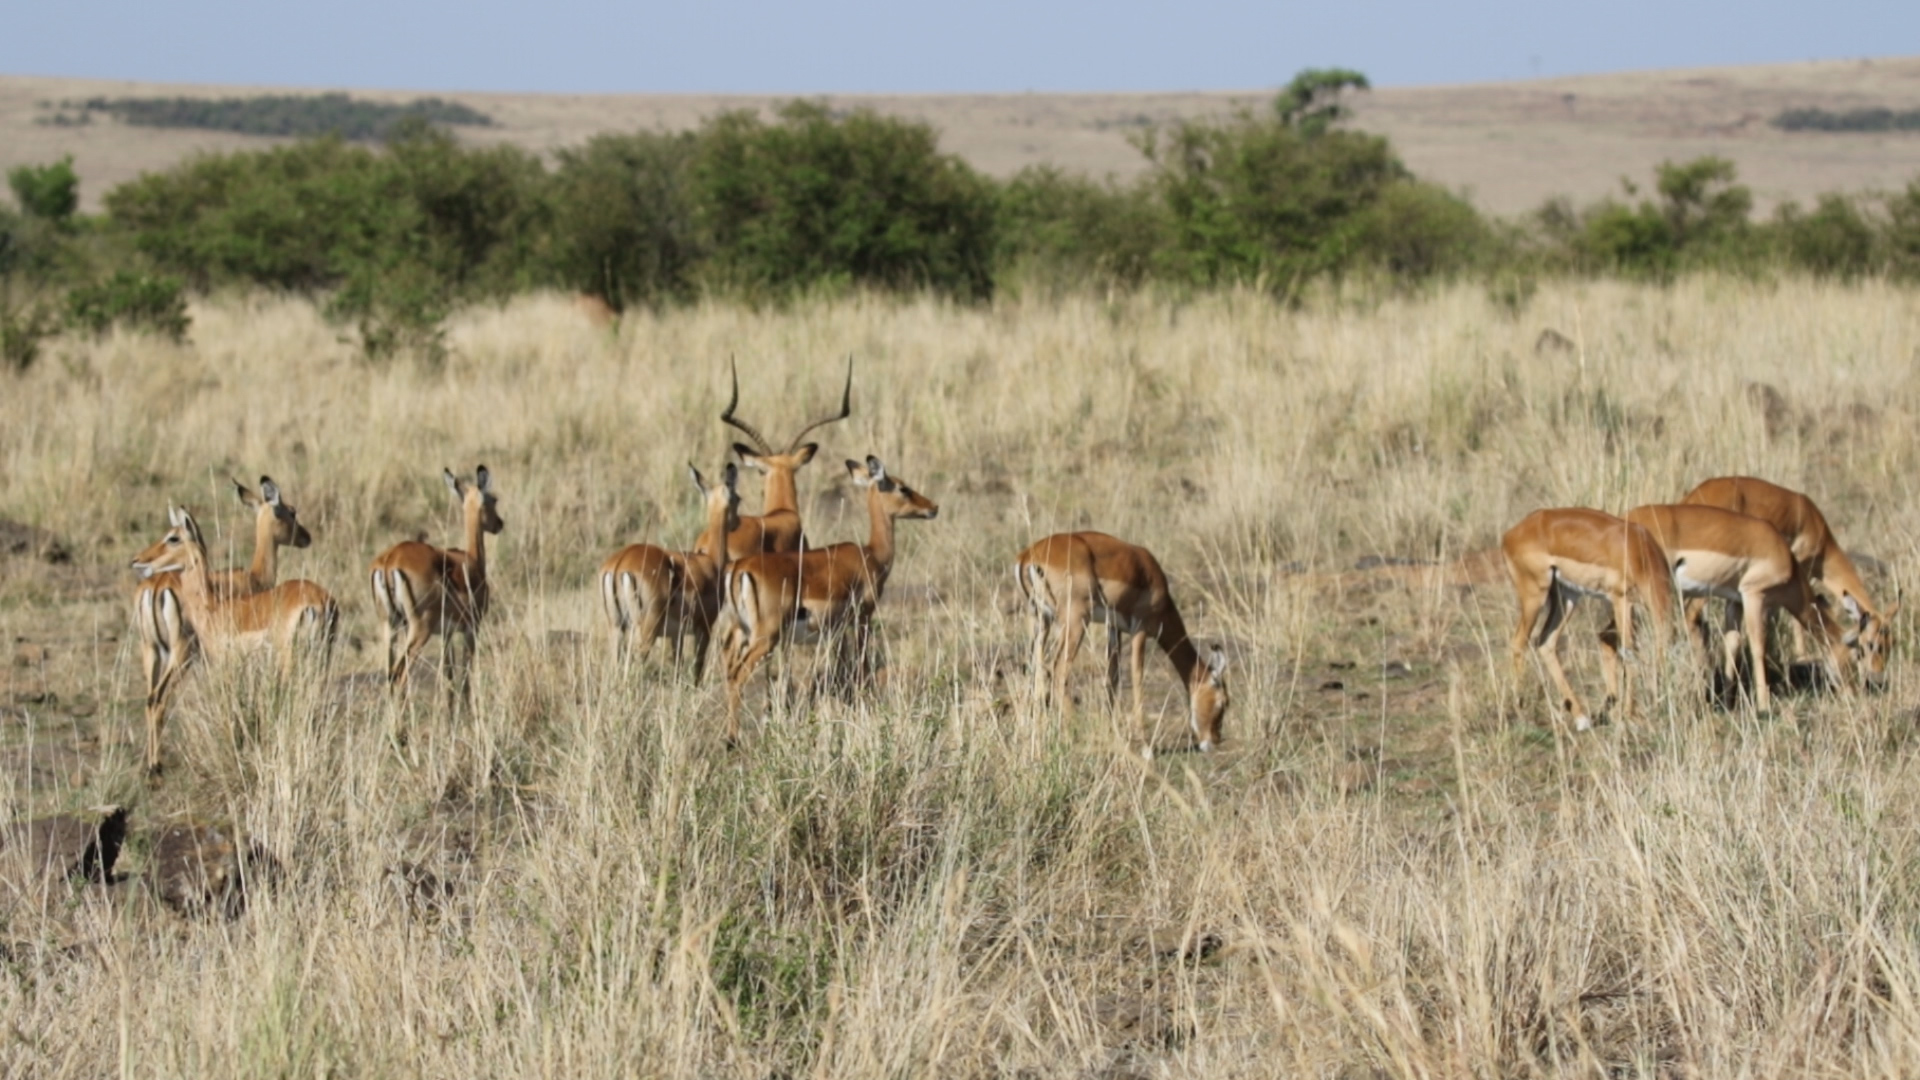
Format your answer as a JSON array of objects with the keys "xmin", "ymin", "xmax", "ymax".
[{"xmin": 3, "ymin": 57, "xmax": 1918, "ymax": 214}]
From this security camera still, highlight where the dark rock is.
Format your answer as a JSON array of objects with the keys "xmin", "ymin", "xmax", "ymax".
[{"xmin": 0, "ymin": 807, "xmax": 128, "ymax": 891}]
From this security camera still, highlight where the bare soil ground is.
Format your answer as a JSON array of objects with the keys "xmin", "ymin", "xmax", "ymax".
[{"xmin": 4, "ymin": 55, "xmax": 1919, "ymax": 215}]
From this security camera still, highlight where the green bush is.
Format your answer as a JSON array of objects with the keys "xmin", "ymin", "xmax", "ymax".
[
  {"xmin": 7, "ymin": 156, "xmax": 79, "ymax": 225},
  {"xmin": 694, "ymin": 102, "xmax": 996, "ymax": 300},
  {"xmin": 1351, "ymin": 180, "xmax": 1493, "ymax": 279},
  {"xmin": 1885, "ymin": 180, "xmax": 1920, "ymax": 281},
  {"xmin": 64, "ymin": 270, "xmax": 190, "ymax": 342},
  {"xmin": 1773, "ymin": 194, "xmax": 1877, "ymax": 280},
  {"xmin": 0, "ymin": 294, "xmax": 56, "ymax": 372},
  {"xmin": 1139, "ymin": 108, "xmax": 1409, "ymax": 292},
  {"xmin": 545, "ymin": 131, "xmax": 702, "ymax": 310},
  {"xmin": 992, "ymin": 167, "xmax": 1168, "ymax": 291},
  {"xmin": 1577, "ymin": 200, "xmax": 1675, "ymax": 279}
]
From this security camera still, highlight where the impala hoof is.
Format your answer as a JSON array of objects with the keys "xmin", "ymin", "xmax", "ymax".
[
  {"xmin": 1139, "ymin": 743, "xmax": 1155, "ymax": 762},
  {"xmin": 1197, "ymin": 740, "xmax": 1214, "ymax": 753}
]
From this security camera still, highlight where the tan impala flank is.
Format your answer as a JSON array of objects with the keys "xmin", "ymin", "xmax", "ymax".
[
  {"xmin": 1014, "ymin": 532, "xmax": 1229, "ymax": 758},
  {"xmin": 722, "ymin": 456, "xmax": 937, "ymax": 744},
  {"xmin": 718, "ymin": 357, "xmax": 853, "ymax": 560},
  {"xmin": 1681, "ymin": 475, "xmax": 1899, "ymax": 682},
  {"xmin": 370, "ymin": 466, "xmax": 505, "ymax": 703},
  {"xmin": 129, "ymin": 505, "xmax": 337, "ymax": 776},
  {"xmin": 1625, "ymin": 502, "xmax": 1853, "ymax": 712},
  {"xmin": 599, "ymin": 463, "xmax": 741, "ymax": 679},
  {"xmin": 1502, "ymin": 508, "xmax": 1675, "ymax": 730}
]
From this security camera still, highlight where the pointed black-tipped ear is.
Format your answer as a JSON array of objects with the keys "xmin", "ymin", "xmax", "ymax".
[
  {"xmin": 475, "ymin": 465, "xmax": 491, "ymax": 492},
  {"xmin": 1207, "ymin": 646, "xmax": 1228, "ymax": 683},
  {"xmin": 721, "ymin": 462, "xmax": 739, "ymax": 490},
  {"xmin": 260, "ymin": 477, "xmax": 282, "ymax": 506},
  {"xmin": 845, "ymin": 459, "xmax": 873, "ymax": 487},
  {"xmin": 791, "ymin": 443, "xmax": 819, "ymax": 465},
  {"xmin": 168, "ymin": 505, "xmax": 188, "ymax": 528},
  {"xmin": 175, "ymin": 508, "xmax": 204, "ymax": 545},
  {"xmin": 443, "ymin": 468, "xmax": 463, "ymax": 497},
  {"xmin": 687, "ymin": 462, "xmax": 705, "ymax": 492},
  {"xmin": 732, "ymin": 442, "xmax": 763, "ymax": 463},
  {"xmin": 866, "ymin": 456, "xmax": 887, "ymax": 481},
  {"xmin": 233, "ymin": 478, "xmax": 261, "ymax": 507}
]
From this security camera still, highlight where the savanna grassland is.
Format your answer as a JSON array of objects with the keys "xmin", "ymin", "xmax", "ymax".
[{"xmin": 3, "ymin": 279, "xmax": 1920, "ymax": 1077}]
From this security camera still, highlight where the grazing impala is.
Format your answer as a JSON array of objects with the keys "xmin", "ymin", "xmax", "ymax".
[
  {"xmin": 370, "ymin": 466, "xmax": 504, "ymax": 703},
  {"xmin": 1502, "ymin": 508, "xmax": 1675, "ymax": 730},
  {"xmin": 718, "ymin": 358, "xmax": 852, "ymax": 560},
  {"xmin": 1014, "ymin": 532, "xmax": 1229, "ymax": 757},
  {"xmin": 721, "ymin": 456, "xmax": 937, "ymax": 744},
  {"xmin": 599, "ymin": 463, "xmax": 741, "ymax": 678},
  {"xmin": 1681, "ymin": 476, "xmax": 1898, "ymax": 682},
  {"xmin": 129, "ymin": 505, "xmax": 337, "ymax": 776},
  {"xmin": 1625, "ymin": 503, "xmax": 1853, "ymax": 712}
]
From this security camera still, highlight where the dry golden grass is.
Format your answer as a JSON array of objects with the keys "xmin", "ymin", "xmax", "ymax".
[
  {"xmin": 1, "ymin": 279, "xmax": 1920, "ymax": 1076},
  {"xmin": 6, "ymin": 56, "xmax": 1920, "ymax": 215}
]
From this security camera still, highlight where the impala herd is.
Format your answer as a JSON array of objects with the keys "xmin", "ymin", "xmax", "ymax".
[{"xmin": 119, "ymin": 364, "xmax": 1895, "ymax": 778}]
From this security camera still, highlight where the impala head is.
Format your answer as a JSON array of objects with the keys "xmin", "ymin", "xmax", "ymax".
[
  {"xmin": 722, "ymin": 356, "xmax": 853, "ymax": 475},
  {"xmin": 690, "ymin": 461, "xmax": 742, "ymax": 533},
  {"xmin": 236, "ymin": 475, "xmax": 312, "ymax": 549},
  {"xmin": 132, "ymin": 506, "xmax": 208, "ymax": 576},
  {"xmin": 1842, "ymin": 591, "xmax": 1899, "ymax": 685},
  {"xmin": 444, "ymin": 465, "xmax": 505, "ymax": 535},
  {"xmin": 847, "ymin": 456, "xmax": 938, "ymax": 520},
  {"xmin": 1190, "ymin": 646, "xmax": 1230, "ymax": 752}
]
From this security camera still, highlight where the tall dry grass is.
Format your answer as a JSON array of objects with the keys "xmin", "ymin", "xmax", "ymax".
[{"xmin": 0, "ymin": 278, "xmax": 1918, "ymax": 1077}]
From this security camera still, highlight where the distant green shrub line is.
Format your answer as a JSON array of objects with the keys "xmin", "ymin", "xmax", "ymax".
[
  {"xmin": 73, "ymin": 93, "xmax": 495, "ymax": 140},
  {"xmin": 1773, "ymin": 107, "xmax": 1920, "ymax": 133},
  {"xmin": 6, "ymin": 67, "xmax": 1920, "ymax": 369}
]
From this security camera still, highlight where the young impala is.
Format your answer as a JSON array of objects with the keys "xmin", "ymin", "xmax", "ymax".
[
  {"xmin": 1626, "ymin": 502, "xmax": 1853, "ymax": 712},
  {"xmin": 1014, "ymin": 532, "xmax": 1229, "ymax": 758},
  {"xmin": 1681, "ymin": 475, "xmax": 1898, "ymax": 683},
  {"xmin": 129, "ymin": 505, "xmax": 337, "ymax": 776},
  {"xmin": 599, "ymin": 463, "xmax": 741, "ymax": 679},
  {"xmin": 718, "ymin": 357, "xmax": 852, "ymax": 560},
  {"xmin": 1502, "ymin": 508, "xmax": 1675, "ymax": 730},
  {"xmin": 370, "ymin": 466, "xmax": 504, "ymax": 704},
  {"xmin": 721, "ymin": 456, "xmax": 937, "ymax": 744}
]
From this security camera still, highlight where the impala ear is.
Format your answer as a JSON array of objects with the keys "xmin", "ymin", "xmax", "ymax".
[
  {"xmin": 1844, "ymin": 594, "xmax": 1863, "ymax": 622},
  {"xmin": 233, "ymin": 478, "xmax": 260, "ymax": 507},
  {"xmin": 791, "ymin": 443, "xmax": 819, "ymax": 465},
  {"xmin": 721, "ymin": 462, "xmax": 739, "ymax": 491},
  {"xmin": 1207, "ymin": 646, "xmax": 1228, "ymax": 683},
  {"xmin": 846, "ymin": 459, "xmax": 872, "ymax": 487},
  {"xmin": 866, "ymin": 455, "xmax": 887, "ymax": 481},
  {"xmin": 443, "ymin": 468, "xmax": 464, "ymax": 497},
  {"xmin": 167, "ymin": 505, "xmax": 187, "ymax": 528},
  {"xmin": 687, "ymin": 462, "xmax": 705, "ymax": 492},
  {"xmin": 475, "ymin": 465, "xmax": 491, "ymax": 492},
  {"xmin": 259, "ymin": 477, "xmax": 282, "ymax": 506},
  {"xmin": 175, "ymin": 508, "xmax": 203, "ymax": 544}
]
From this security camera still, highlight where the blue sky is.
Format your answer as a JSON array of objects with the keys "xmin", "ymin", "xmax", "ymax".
[{"xmin": 5, "ymin": 0, "xmax": 1914, "ymax": 93}]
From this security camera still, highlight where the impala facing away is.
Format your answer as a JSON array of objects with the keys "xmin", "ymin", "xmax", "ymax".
[
  {"xmin": 130, "ymin": 505, "xmax": 337, "ymax": 776},
  {"xmin": 1502, "ymin": 508, "xmax": 1675, "ymax": 730},
  {"xmin": 599, "ymin": 463, "xmax": 741, "ymax": 679},
  {"xmin": 722, "ymin": 456, "xmax": 937, "ymax": 744},
  {"xmin": 370, "ymin": 466, "xmax": 504, "ymax": 703},
  {"xmin": 132, "ymin": 477, "xmax": 315, "ymax": 775},
  {"xmin": 1681, "ymin": 475, "xmax": 1898, "ymax": 683},
  {"xmin": 718, "ymin": 357, "xmax": 852, "ymax": 560},
  {"xmin": 1625, "ymin": 502, "xmax": 1853, "ymax": 712},
  {"xmin": 1014, "ymin": 532, "xmax": 1229, "ymax": 758}
]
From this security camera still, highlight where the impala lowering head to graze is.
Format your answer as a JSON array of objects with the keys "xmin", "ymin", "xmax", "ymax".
[
  {"xmin": 1014, "ymin": 532, "xmax": 1228, "ymax": 758},
  {"xmin": 1502, "ymin": 508, "xmax": 1675, "ymax": 730},
  {"xmin": 1681, "ymin": 475, "xmax": 1899, "ymax": 684},
  {"xmin": 130, "ymin": 502, "xmax": 337, "ymax": 777},
  {"xmin": 370, "ymin": 466, "xmax": 504, "ymax": 704},
  {"xmin": 721, "ymin": 455, "xmax": 936, "ymax": 745},
  {"xmin": 1626, "ymin": 502, "xmax": 1853, "ymax": 712},
  {"xmin": 599, "ymin": 463, "xmax": 741, "ymax": 680},
  {"xmin": 718, "ymin": 356, "xmax": 853, "ymax": 561}
]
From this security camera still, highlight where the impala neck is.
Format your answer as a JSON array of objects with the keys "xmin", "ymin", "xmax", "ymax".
[
  {"xmin": 695, "ymin": 497, "xmax": 731, "ymax": 575},
  {"xmin": 1154, "ymin": 604, "xmax": 1205, "ymax": 691},
  {"xmin": 249, "ymin": 508, "xmax": 277, "ymax": 589},
  {"xmin": 177, "ymin": 532, "xmax": 218, "ymax": 618},
  {"xmin": 865, "ymin": 485, "xmax": 901, "ymax": 575},
  {"xmin": 763, "ymin": 464, "xmax": 800, "ymax": 515},
  {"xmin": 463, "ymin": 498, "xmax": 487, "ymax": 571}
]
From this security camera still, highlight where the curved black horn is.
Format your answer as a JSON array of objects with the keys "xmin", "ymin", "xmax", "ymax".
[
  {"xmin": 787, "ymin": 356, "xmax": 854, "ymax": 452},
  {"xmin": 718, "ymin": 356, "xmax": 776, "ymax": 455}
]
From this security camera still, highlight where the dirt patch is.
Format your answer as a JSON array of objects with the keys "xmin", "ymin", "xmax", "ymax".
[{"xmin": 0, "ymin": 516, "xmax": 70, "ymax": 564}]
